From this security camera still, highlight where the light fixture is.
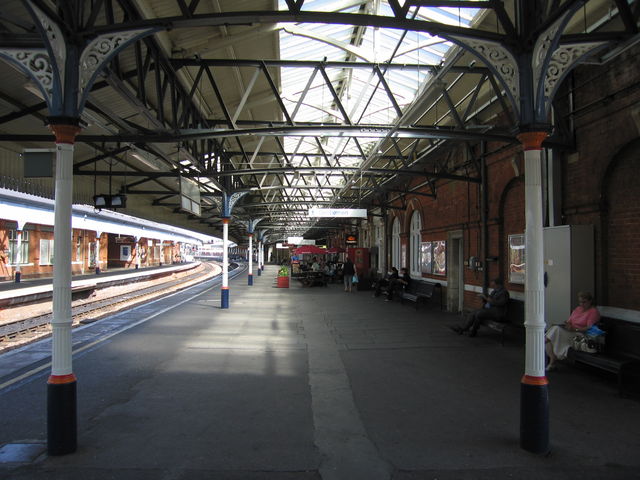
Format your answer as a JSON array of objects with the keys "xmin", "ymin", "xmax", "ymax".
[{"xmin": 94, "ymin": 194, "xmax": 127, "ymax": 210}]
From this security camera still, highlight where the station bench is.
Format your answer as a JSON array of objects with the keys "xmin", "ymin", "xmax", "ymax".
[
  {"xmin": 566, "ymin": 316, "xmax": 640, "ymax": 398},
  {"xmin": 298, "ymin": 271, "xmax": 328, "ymax": 287},
  {"xmin": 400, "ymin": 281, "xmax": 442, "ymax": 310},
  {"xmin": 480, "ymin": 299, "xmax": 525, "ymax": 345}
]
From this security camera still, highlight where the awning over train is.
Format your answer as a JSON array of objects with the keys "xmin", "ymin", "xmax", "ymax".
[{"xmin": 0, "ymin": 188, "xmax": 218, "ymax": 245}]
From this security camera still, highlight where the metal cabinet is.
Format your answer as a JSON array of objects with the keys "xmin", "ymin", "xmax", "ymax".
[{"xmin": 543, "ymin": 225, "xmax": 594, "ymax": 325}]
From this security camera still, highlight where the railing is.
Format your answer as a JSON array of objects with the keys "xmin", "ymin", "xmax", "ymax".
[{"xmin": 0, "ymin": 175, "xmax": 92, "ymax": 204}]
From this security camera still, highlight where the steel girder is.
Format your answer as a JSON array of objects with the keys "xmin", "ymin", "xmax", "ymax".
[{"xmin": 0, "ymin": 0, "xmax": 636, "ymax": 241}]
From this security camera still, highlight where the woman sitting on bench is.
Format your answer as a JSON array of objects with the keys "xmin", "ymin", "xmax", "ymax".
[{"xmin": 545, "ymin": 291, "xmax": 600, "ymax": 372}]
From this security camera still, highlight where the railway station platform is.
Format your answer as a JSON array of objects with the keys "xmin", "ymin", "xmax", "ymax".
[
  {"xmin": 1, "ymin": 265, "xmax": 639, "ymax": 479},
  {"xmin": 0, "ymin": 262, "xmax": 200, "ymax": 306}
]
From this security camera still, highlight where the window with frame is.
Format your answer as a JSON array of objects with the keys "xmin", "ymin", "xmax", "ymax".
[
  {"xmin": 120, "ymin": 245, "xmax": 132, "ymax": 261},
  {"xmin": 88, "ymin": 241, "xmax": 97, "ymax": 268},
  {"xmin": 76, "ymin": 236, "xmax": 83, "ymax": 262},
  {"xmin": 8, "ymin": 230, "xmax": 29, "ymax": 265},
  {"xmin": 39, "ymin": 238, "xmax": 54, "ymax": 265},
  {"xmin": 410, "ymin": 211, "xmax": 422, "ymax": 277}
]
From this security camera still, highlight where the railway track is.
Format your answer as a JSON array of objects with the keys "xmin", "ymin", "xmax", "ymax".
[{"xmin": 0, "ymin": 261, "xmax": 237, "ymax": 352}]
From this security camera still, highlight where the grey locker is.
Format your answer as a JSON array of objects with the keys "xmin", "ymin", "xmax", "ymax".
[{"xmin": 543, "ymin": 225, "xmax": 594, "ymax": 326}]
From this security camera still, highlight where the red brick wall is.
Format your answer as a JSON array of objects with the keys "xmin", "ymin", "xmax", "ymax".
[
  {"xmin": 602, "ymin": 141, "xmax": 640, "ymax": 309},
  {"xmin": 564, "ymin": 43, "xmax": 640, "ymax": 307},
  {"xmin": 330, "ymin": 45, "xmax": 640, "ymax": 313}
]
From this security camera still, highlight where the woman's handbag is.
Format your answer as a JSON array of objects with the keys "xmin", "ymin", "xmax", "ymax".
[
  {"xmin": 352, "ymin": 274, "xmax": 359, "ymax": 284},
  {"xmin": 572, "ymin": 334, "xmax": 598, "ymax": 353},
  {"xmin": 585, "ymin": 325, "xmax": 606, "ymax": 352}
]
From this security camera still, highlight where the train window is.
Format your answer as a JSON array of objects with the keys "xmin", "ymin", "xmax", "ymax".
[
  {"xmin": 8, "ymin": 230, "xmax": 29, "ymax": 265},
  {"xmin": 39, "ymin": 239, "xmax": 54, "ymax": 265}
]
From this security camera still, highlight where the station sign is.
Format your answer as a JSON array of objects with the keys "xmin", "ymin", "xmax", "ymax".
[
  {"xmin": 115, "ymin": 236, "xmax": 135, "ymax": 244},
  {"xmin": 308, "ymin": 208, "xmax": 367, "ymax": 218},
  {"xmin": 287, "ymin": 237, "xmax": 316, "ymax": 245}
]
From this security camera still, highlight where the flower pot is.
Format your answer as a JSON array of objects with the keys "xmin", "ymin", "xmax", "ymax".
[{"xmin": 277, "ymin": 276, "xmax": 289, "ymax": 288}]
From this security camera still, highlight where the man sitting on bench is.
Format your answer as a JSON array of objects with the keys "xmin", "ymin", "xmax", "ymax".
[
  {"xmin": 373, "ymin": 267, "xmax": 398, "ymax": 297},
  {"xmin": 385, "ymin": 267, "xmax": 410, "ymax": 302},
  {"xmin": 450, "ymin": 277, "xmax": 509, "ymax": 337}
]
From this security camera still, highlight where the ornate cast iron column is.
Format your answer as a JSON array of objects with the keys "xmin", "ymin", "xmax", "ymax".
[
  {"xmin": 448, "ymin": 2, "xmax": 608, "ymax": 454},
  {"xmin": 220, "ymin": 191, "xmax": 248, "ymax": 308},
  {"xmin": 0, "ymin": 1, "xmax": 157, "ymax": 455},
  {"xmin": 243, "ymin": 218, "xmax": 263, "ymax": 285}
]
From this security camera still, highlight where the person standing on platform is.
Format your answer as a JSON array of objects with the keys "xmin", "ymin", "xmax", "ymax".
[{"xmin": 343, "ymin": 257, "xmax": 356, "ymax": 293}]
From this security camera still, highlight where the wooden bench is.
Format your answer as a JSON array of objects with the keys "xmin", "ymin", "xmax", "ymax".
[
  {"xmin": 298, "ymin": 271, "xmax": 328, "ymax": 287},
  {"xmin": 400, "ymin": 281, "xmax": 442, "ymax": 310},
  {"xmin": 566, "ymin": 316, "xmax": 640, "ymax": 397},
  {"xmin": 480, "ymin": 299, "xmax": 524, "ymax": 345}
]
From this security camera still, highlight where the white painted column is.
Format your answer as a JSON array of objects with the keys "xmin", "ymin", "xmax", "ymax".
[
  {"xmin": 518, "ymin": 131, "xmax": 549, "ymax": 454},
  {"xmin": 51, "ymin": 140, "xmax": 75, "ymax": 377},
  {"xmin": 221, "ymin": 218, "xmax": 229, "ymax": 308},
  {"xmin": 521, "ymin": 133, "xmax": 547, "ymax": 378},
  {"xmin": 136, "ymin": 237, "xmax": 141, "ymax": 269},
  {"xmin": 248, "ymin": 233, "xmax": 253, "ymax": 285},
  {"xmin": 259, "ymin": 240, "xmax": 264, "ymax": 267},
  {"xmin": 95, "ymin": 231, "xmax": 102, "ymax": 274},
  {"xmin": 14, "ymin": 227, "xmax": 23, "ymax": 282}
]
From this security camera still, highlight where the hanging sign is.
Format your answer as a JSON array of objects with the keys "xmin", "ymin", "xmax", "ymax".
[
  {"xmin": 308, "ymin": 208, "xmax": 367, "ymax": 218},
  {"xmin": 345, "ymin": 234, "xmax": 358, "ymax": 245}
]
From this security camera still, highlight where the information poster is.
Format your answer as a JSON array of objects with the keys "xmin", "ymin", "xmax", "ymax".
[
  {"xmin": 421, "ymin": 242, "xmax": 432, "ymax": 274},
  {"xmin": 432, "ymin": 240, "xmax": 446, "ymax": 275},
  {"xmin": 509, "ymin": 234, "xmax": 525, "ymax": 284},
  {"xmin": 421, "ymin": 241, "xmax": 446, "ymax": 276}
]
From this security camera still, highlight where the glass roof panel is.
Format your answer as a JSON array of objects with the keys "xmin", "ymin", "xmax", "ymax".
[{"xmin": 275, "ymin": 0, "xmax": 481, "ymax": 211}]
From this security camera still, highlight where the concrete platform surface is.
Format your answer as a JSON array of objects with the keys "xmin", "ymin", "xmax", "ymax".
[{"xmin": 1, "ymin": 266, "xmax": 639, "ymax": 479}]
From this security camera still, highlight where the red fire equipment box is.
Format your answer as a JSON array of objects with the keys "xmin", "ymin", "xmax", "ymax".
[{"xmin": 347, "ymin": 247, "xmax": 370, "ymax": 289}]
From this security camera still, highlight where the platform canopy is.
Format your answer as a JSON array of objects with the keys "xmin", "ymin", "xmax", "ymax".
[{"xmin": 0, "ymin": 0, "xmax": 636, "ymax": 243}]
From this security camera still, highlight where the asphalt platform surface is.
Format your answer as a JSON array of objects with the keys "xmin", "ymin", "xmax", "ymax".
[{"xmin": 1, "ymin": 265, "xmax": 639, "ymax": 479}]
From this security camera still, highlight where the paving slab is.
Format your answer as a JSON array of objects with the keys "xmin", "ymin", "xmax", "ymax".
[{"xmin": 1, "ymin": 265, "xmax": 639, "ymax": 479}]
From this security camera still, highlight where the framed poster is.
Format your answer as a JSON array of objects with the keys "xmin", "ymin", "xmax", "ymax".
[
  {"xmin": 432, "ymin": 240, "xmax": 446, "ymax": 275},
  {"xmin": 508, "ymin": 234, "xmax": 525, "ymax": 284},
  {"xmin": 421, "ymin": 242, "xmax": 433, "ymax": 274},
  {"xmin": 421, "ymin": 241, "xmax": 446, "ymax": 275}
]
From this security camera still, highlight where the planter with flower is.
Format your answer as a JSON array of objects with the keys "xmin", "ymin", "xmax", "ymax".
[{"xmin": 276, "ymin": 265, "xmax": 290, "ymax": 288}]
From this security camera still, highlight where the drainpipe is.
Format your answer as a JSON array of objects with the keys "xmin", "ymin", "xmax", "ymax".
[{"xmin": 480, "ymin": 143, "xmax": 489, "ymax": 294}]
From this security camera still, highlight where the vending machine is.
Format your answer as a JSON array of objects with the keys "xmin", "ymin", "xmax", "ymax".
[{"xmin": 347, "ymin": 247, "xmax": 370, "ymax": 290}]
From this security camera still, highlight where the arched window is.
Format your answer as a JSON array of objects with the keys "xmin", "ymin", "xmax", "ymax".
[
  {"xmin": 392, "ymin": 217, "xmax": 401, "ymax": 270},
  {"xmin": 410, "ymin": 210, "xmax": 422, "ymax": 277}
]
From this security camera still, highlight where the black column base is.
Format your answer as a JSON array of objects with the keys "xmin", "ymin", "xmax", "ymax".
[
  {"xmin": 47, "ymin": 375, "xmax": 77, "ymax": 456},
  {"xmin": 520, "ymin": 375, "xmax": 549, "ymax": 454}
]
